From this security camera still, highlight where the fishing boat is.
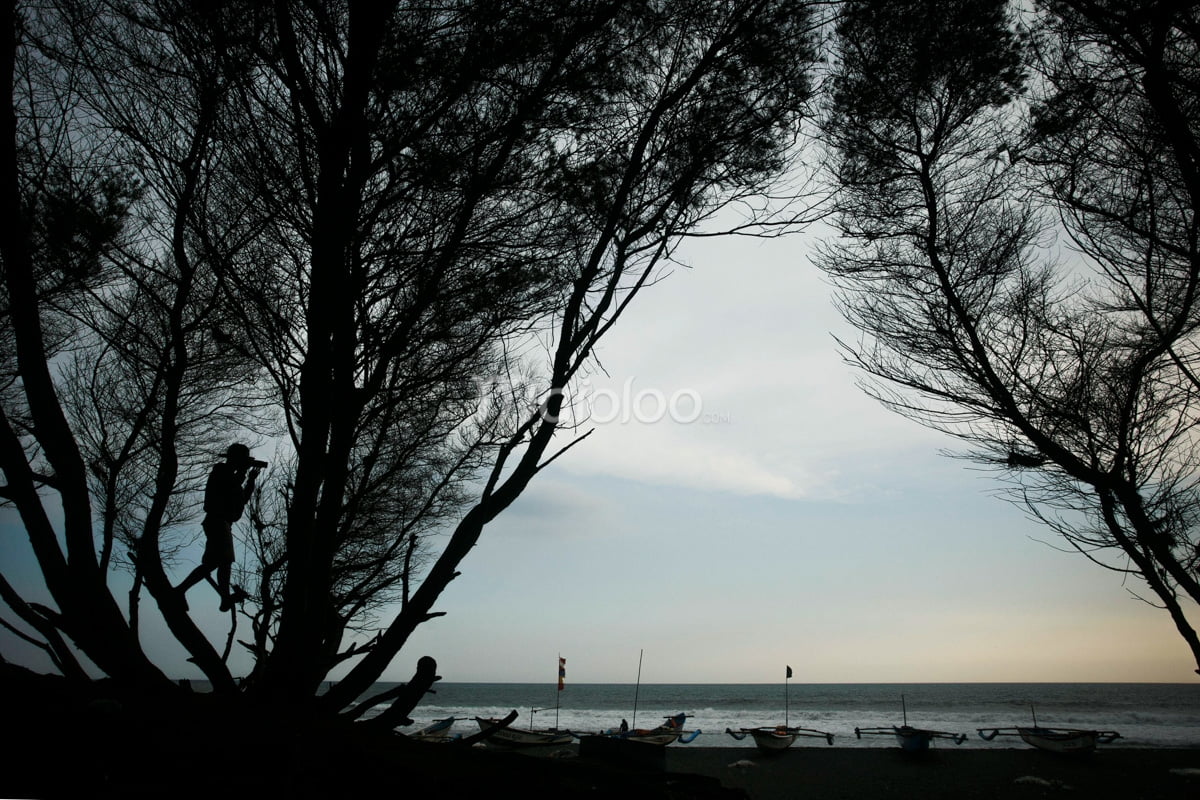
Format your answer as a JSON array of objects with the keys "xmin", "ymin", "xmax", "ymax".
[
  {"xmin": 726, "ymin": 724, "xmax": 834, "ymax": 752},
  {"xmin": 600, "ymin": 712, "xmax": 701, "ymax": 745},
  {"xmin": 977, "ymin": 706, "xmax": 1120, "ymax": 754},
  {"xmin": 591, "ymin": 650, "xmax": 700, "ymax": 745},
  {"xmin": 408, "ymin": 716, "xmax": 460, "ymax": 742},
  {"xmin": 473, "ymin": 715, "xmax": 574, "ymax": 747},
  {"xmin": 474, "ymin": 655, "xmax": 574, "ymax": 748},
  {"xmin": 854, "ymin": 695, "xmax": 967, "ymax": 752},
  {"xmin": 979, "ymin": 726, "xmax": 1119, "ymax": 754},
  {"xmin": 724, "ymin": 665, "xmax": 834, "ymax": 752}
]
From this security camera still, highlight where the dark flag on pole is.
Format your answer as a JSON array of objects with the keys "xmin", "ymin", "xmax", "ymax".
[
  {"xmin": 786, "ymin": 665, "xmax": 793, "ymax": 679},
  {"xmin": 559, "ymin": 656, "xmax": 566, "ymax": 691}
]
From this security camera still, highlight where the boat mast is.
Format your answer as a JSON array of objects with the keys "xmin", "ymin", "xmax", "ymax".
[
  {"xmin": 632, "ymin": 648, "xmax": 644, "ymax": 730},
  {"xmin": 784, "ymin": 665, "xmax": 791, "ymax": 727}
]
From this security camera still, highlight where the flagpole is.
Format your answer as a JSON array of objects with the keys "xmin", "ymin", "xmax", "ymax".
[{"xmin": 556, "ymin": 655, "xmax": 565, "ymax": 730}]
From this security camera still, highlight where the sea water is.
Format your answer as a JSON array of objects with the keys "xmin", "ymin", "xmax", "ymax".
[{"xmin": 386, "ymin": 682, "xmax": 1200, "ymax": 748}]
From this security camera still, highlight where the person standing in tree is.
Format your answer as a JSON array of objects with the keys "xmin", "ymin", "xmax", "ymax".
[{"xmin": 178, "ymin": 443, "xmax": 261, "ymax": 610}]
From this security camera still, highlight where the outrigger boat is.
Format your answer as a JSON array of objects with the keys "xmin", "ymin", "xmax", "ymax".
[
  {"xmin": 599, "ymin": 712, "xmax": 701, "ymax": 745},
  {"xmin": 726, "ymin": 724, "xmax": 834, "ymax": 752},
  {"xmin": 977, "ymin": 706, "xmax": 1120, "ymax": 754},
  {"xmin": 725, "ymin": 665, "xmax": 834, "ymax": 753},
  {"xmin": 408, "ymin": 716, "xmax": 460, "ymax": 742},
  {"xmin": 474, "ymin": 655, "xmax": 575, "ymax": 748},
  {"xmin": 855, "ymin": 695, "xmax": 967, "ymax": 752},
  {"xmin": 591, "ymin": 651, "xmax": 699, "ymax": 746},
  {"xmin": 473, "ymin": 714, "xmax": 574, "ymax": 747}
]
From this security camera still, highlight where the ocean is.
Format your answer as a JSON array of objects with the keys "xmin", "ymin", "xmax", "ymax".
[{"xmin": 390, "ymin": 682, "xmax": 1200, "ymax": 749}]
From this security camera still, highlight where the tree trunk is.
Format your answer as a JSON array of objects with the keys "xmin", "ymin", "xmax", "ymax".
[{"xmin": 0, "ymin": 3, "xmax": 168, "ymax": 689}]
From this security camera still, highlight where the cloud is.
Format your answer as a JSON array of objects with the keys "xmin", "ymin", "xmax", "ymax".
[
  {"xmin": 551, "ymin": 344, "xmax": 949, "ymax": 502},
  {"xmin": 537, "ymin": 228, "xmax": 959, "ymax": 502},
  {"xmin": 560, "ymin": 423, "xmax": 814, "ymax": 498}
]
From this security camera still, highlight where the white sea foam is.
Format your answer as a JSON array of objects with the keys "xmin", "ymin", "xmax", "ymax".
[{"xmin": 386, "ymin": 682, "xmax": 1200, "ymax": 749}]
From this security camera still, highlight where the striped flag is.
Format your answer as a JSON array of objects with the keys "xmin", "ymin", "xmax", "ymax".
[{"xmin": 558, "ymin": 656, "xmax": 566, "ymax": 691}]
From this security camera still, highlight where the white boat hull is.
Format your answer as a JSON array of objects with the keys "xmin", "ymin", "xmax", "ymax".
[
  {"xmin": 601, "ymin": 728, "xmax": 681, "ymax": 745},
  {"xmin": 1018, "ymin": 727, "xmax": 1098, "ymax": 754},
  {"xmin": 749, "ymin": 729, "xmax": 797, "ymax": 752},
  {"xmin": 410, "ymin": 716, "xmax": 457, "ymax": 742},
  {"xmin": 475, "ymin": 718, "xmax": 573, "ymax": 747},
  {"xmin": 977, "ymin": 724, "xmax": 1119, "ymax": 752},
  {"xmin": 625, "ymin": 731, "xmax": 681, "ymax": 745},
  {"xmin": 727, "ymin": 725, "xmax": 834, "ymax": 752}
]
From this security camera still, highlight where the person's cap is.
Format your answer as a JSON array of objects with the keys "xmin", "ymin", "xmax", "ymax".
[{"xmin": 225, "ymin": 443, "xmax": 250, "ymax": 462}]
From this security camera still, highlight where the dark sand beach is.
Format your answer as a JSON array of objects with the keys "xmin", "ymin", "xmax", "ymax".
[
  {"xmin": 10, "ymin": 726, "xmax": 1200, "ymax": 798},
  {"xmin": 662, "ymin": 746, "xmax": 1200, "ymax": 799},
  {"xmin": 6, "ymin": 675, "xmax": 1198, "ymax": 800}
]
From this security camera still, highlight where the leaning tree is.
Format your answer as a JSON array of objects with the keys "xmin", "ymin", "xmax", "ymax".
[
  {"xmin": 0, "ymin": 0, "xmax": 821, "ymax": 720},
  {"xmin": 819, "ymin": 0, "xmax": 1200, "ymax": 672}
]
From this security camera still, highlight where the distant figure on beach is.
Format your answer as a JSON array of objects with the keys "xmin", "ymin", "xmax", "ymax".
[{"xmin": 177, "ymin": 443, "xmax": 262, "ymax": 610}]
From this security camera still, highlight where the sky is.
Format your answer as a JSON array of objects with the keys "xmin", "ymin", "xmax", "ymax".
[
  {"xmin": 1, "ymin": 225, "xmax": 1196, "ymax": 686},
  {"xmin": 392, "ymin": 228, "xmax": 1196, "ymax": 686}
]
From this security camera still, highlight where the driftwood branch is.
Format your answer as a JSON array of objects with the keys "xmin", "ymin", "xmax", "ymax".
[
  {"xmin": 346, "ymin": 655, "xmax": 439, "ymax": 730},
  {"xmin": 457, "ymin": 709, "xmax": 518, "ymax": 747}
]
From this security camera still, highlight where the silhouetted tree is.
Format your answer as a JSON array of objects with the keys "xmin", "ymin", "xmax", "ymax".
[
  {"xmin": 819, "ymin": 0, "xmax": 1200, "ymax": 671},
  {"xmin": 1, "ymin": 0, "xmax": 820, "ymax": 720}
]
